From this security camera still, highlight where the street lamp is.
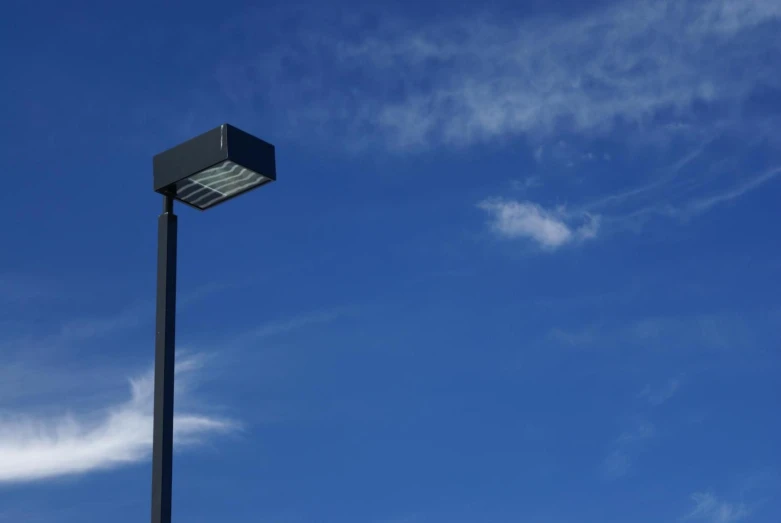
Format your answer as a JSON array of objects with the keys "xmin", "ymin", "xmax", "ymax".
[{"xmin": 150, "ymin": 124, "xmax": 276, "ymax": 523}]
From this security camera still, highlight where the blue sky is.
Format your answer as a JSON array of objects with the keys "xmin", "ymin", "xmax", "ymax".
[{"xmin": 1, "ymin": 0, "xmax": 780, "ymax": 521}]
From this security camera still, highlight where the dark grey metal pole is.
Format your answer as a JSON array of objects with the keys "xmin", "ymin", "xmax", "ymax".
[{"xmin": 151, "ymin": 195, "xmax": 177, "ymax": 523}]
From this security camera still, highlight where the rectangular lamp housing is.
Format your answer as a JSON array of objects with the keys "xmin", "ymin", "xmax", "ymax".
[{"xmin": 153, "ymin": 124, "xmax": 276, "ymax": 210}]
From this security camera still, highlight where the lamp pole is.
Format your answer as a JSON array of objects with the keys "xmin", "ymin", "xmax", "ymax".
[
  {"xmin": 151, "ymin": 195, "xmax": 177, "ymax": 523},
  {"xmin": 149, "ymin": 123, "xmax": 276, "ymax": 523}
]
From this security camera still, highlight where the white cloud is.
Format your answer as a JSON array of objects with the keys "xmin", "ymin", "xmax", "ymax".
[
  {"xmin": 686, "ymin": 492, "xmax": 750, "ymax": 523},
  {"xmin": 0, "ymin": 354, "xmax": 233, "ymax": 484},
  {"xmin": 478, "ymin": 199, "xmax": 599, "ymax": 249},
  {"xmin": 222, "ymin": 0, "xmax": 781, "ymax": 149}
]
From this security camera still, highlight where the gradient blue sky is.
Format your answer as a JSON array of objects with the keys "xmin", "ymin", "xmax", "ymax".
[{"xmin": 1, "ymin": 0, "xmax": 780, "ymax": 522}]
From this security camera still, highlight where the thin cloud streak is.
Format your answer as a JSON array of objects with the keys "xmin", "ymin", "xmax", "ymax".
[
  {"xmin": 0, "ymin": 355, "xmax": 234, "ymax": 484},
  {"xmin": 583, "ymin": 141, "xmax": 716, "ymax": 212},
  {"xmin": 685, "ymin": 165, "xmax": 781, "ymax": 216},
  {"xmin": 686, "ymin": 492, "xmax": 750, "ymax": 523},
  {"xmin": 219, "ymin": 308, "xmax": 348, "ymax": 354},
  {"xmin": 242, "ymin": 309, "xmax": 344, "ymax": 340},
  {"xmin": 600, "ymin": 418, "xmax": 656, "ymax": 480},
  {"xmin": 578, "ymin": 162, "xmax": 781, "ymax": 235},
  {"xmin": 43, "ymin": 282, "xmax": 239, "ymax": 347},
  {"xmin": 640, "ymin": 376, "xmax": 683, "ymax": 406}
]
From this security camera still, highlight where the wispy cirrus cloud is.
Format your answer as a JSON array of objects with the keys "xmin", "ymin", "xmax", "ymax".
[
  {"xmin": 549, "ymin": 311, "xmax": 777, "ymax": 356},
  {"xmin": 640, "ymin": 375, "xmax": 684, "ymax": 406},
  {"xmin": 220, "ymin": 0, "xmax": 781, "ymax": 149},
  {"xmin": 215, "ymin": 0, "xmax": 781, "ymax": 248},
  {"xmin": 0, "ymin": 354, "xmax": 233, "ymax": 484},
  {"xmin": 478, "ymin": 199, "xmax": 599, "ymax": 250},
  {"xmin": 685, "ymin": 492, "xmax": 750, "ymax": 523},
  {"xmin": 600, "ymin": 418, "xmax": 656, "ymax": 480},
  {"xmin": 0, "ymin": 282, "xmax": 241, "ymax": 357},
  {"xmin": 590, "ymin": 160, "xmax": 781, "ymax": 229},
  {"xmin": 600, "ymin": 371, "xmax": 689, "ymax": 480},
  {"xmin": 237, "ymin": 309, "xmax": 345, "ymax": 342},
  {"xmin": 492, "ymin": 148, "xmax": 781, "ymax": 244},
  {"xmin": 53, "ymin": 301, "xmax": 149, "ymax": 344},
  {"xmin": 682, "ymin": 165, "xmax": 781, "ymax": 217}
]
